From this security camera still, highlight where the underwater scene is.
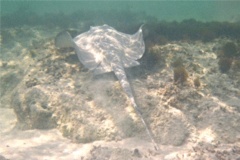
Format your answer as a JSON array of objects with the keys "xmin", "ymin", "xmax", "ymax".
[{"xmin": 1, "ymin": 1, "xmax": 240, "ymax": 160}]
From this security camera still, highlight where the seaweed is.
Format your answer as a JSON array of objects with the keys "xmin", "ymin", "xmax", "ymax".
[
  {"xmin": 194, "ymin": 77, "xmax": 201, "ymax": 87},
  {"xmin": 171, "ymin": 58, "xmax": 188, "ymax": 84},
  {"xmin": 172, "ymin": 58, "xmax": 184, "ymax": 68},
  {"xmin": 174, "ymin": 66, "xmax": 188, "ymax": 84},
  {"xmin": 232, "ymin": 59, "xmax": 240, "ymax": 71},
  {"xmin": 149, "ymin": 20, "xmax": 240, "ymax": 43},
  {"xmin": 222, "ymin": 42, "xmax": 238, "ymax": 57},
  {"xmin": 218, "ymin": 57, "xmax": 233, "ymax": 73},
  {"xmin": 217, "ymin": 42, "xmax": 239, "ymax": 73},
  {"xmin": 200, "ymin": 28, "xmax": 217, "ymax": 43},
  {"xmin": 2, "ymin": 6, "xmax": 240, "ymax": 42}
]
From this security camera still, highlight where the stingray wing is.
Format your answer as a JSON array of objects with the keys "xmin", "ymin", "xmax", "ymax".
[
  {"xmin": 99, "ymin": 25, "xmax": 145, "ymax": 68},
  {"xmin": 73, "ymin": 25, "xmax": 145, "ymax": 74},
  {"xmin": 114, "ymin": 25, "xmax": 145, "ymax": 61},
  {"xmin": 74, "ymin": 25, "xmax": 114, "ymax": 74}
]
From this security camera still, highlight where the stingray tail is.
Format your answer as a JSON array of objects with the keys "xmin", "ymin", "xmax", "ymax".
[
  {"xmin": 112, "ymin": 63, "xmax": 159, "ymax": 151},
  {"xmin": 55, "ymin": 31, "xmax": 75, "ymax": 49}
]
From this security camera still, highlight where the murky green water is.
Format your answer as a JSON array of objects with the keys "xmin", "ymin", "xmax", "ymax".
[{"xmin": 2, "ymin": 1, "xmax": 240, "ymax": 22}]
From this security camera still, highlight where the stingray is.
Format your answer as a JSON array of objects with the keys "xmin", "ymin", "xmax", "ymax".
[{"xmin": 55, "ymin": 24, "xmax": 158, "ymax": 150}]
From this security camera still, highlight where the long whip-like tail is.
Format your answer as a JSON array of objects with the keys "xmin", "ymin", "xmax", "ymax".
[{"xmin": 112, "ymin": 62, "xmax": 159, "ymax": 150}]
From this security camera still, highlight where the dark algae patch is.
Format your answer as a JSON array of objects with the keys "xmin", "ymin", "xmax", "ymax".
[
  {"xmin": 172, "ymin": 58, "xmax": 188, "ymax": 85},
  {"xmin": 218, "ymin": 58, "xmax": 233, "ymax": 73},
  {"xmin": 144, "ymin": 19, "xmax": 240, "ymax": 45},
  {"xmin": 173, "ymin": 66, "xmax": 188, "ymax": 85},
  {"xmin": 222, "ymin": 42, "xmax": 238, "ymax": 57},
  {"xmin": 194, "ymin": 76, "xmax": 201, "ymax": 88},
  {"xmin": 218, "ymin": 42, "xmax": 240, "ymax": 73},
  {"xmin": 1, "ymin": 7, "xmax": 240, "ymax": 43}
]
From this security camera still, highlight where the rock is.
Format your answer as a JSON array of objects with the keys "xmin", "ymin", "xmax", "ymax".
[
  {"xmin": 12, "ymin": 87, "xmax": 56, "ymax": 129},
  {"xmin": 152, "ymin": 109, "xmax": 189, "ymax": 146},
  {"xmin": 0, "ymin": 155, "xmax": 8, "ymax": 160},
  {"xmin": 0, "ymin": 73, "xmax": 20, "ymax": 98},
  {"xmin": 0, "ymin": 71, "xmax": 22, "ymax": 108},
  {"xmin": 88, "ymin": 146, "xmax": 133, "ymax": 160}
]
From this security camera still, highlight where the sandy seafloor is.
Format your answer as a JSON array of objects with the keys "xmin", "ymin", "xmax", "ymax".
[{"xmin": 0, "ymin": 25, "xmax": 240, "ymax": 160}]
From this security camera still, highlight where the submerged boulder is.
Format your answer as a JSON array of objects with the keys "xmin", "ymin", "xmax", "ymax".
[{"xmin": 12, "ymin": 87, "xmax": 56, "ymax": 129}]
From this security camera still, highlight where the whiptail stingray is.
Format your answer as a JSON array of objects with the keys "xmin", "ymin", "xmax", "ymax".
[{"xmin": 55, "ymin": 24, "xmax": 159, "ymax": 150}]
